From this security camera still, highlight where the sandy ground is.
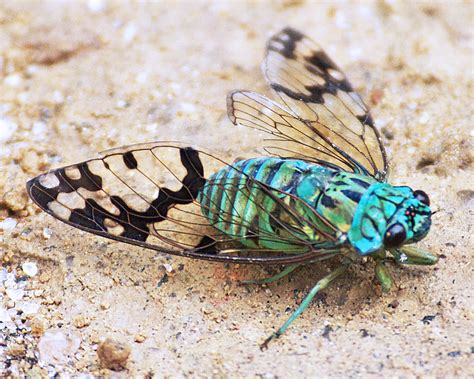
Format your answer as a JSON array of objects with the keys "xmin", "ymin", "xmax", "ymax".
[{"xmin": 0, "ymin": 1, "xmax": 473, "ymax": 377}]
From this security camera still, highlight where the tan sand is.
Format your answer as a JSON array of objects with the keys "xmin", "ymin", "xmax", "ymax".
[{"xmin": 0, "ymin": 1, "xmax": 472, "ymax": 377}]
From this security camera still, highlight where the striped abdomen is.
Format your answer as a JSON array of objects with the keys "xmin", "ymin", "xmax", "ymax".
[{"xmin": 198, "ymin": 158, "xmax": 343, "ymax": 250}]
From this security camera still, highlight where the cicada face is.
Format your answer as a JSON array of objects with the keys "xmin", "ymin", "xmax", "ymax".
[
  {"xmin": 383, "ymin": 190, "xmax": 432, "ymax": 249},
  {"xmin": 348, "ymin": 185, "xmax": 432, "ymax": 256}
]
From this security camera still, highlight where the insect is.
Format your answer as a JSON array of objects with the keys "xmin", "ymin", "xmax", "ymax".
[{"xmin": 27, "ymin": 27, "xmax": 438, "ymax": 349}]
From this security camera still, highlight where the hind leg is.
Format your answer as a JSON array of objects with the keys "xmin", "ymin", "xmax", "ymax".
[{"xmin": 260, "ymin": 263, "xmax": 349, "ymax": 350}]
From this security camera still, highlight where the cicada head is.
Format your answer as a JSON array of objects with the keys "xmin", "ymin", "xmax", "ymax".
[
  {"xmin": 383, "ymin": 189, "xmax": 431, "ymax": 249},
  {"xmin": 348, "ymin": 184, "xmax": 432, "ymax": 256}
]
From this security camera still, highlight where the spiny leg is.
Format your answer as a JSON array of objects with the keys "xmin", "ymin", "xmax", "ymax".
[
  {"xmin": 242, "ymin": 264, "xmax": 300, "ymax": 285},
  {"xmin": 260, "ymin": 263, "xmax": 349, "ymax": 350}
]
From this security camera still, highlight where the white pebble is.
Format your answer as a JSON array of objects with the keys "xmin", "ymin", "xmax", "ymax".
[
  {"xmin": 115, "ymin": 99, "xmax": 129, "ymax": 108},
  {"xmin": 4, "ymin": 74, "xmax": 22, "ymax": 87},
  {"xmin": 53, "ymin": 90, "xmax": 65, "ymax": 104},
  {"xmin": 122, "ymin": 23, "xmax": 137, "ymax": 43},
  {"xmin": 180, "ymin": 102, "xmax": 197, "ymax": 113},
  {"xmin": 87, "ymin": 0, "xmax": 106, "ymax": 13},
  {"xmin": 6, "ymin": 288, "xmax": 24, "ymax": 301},
  {"xmin": 43, "ymin": 227, "xmax": 52, "ymax": 239},
  {"xmin": 32, "ymin": 121, "xmax": 47, "ymax": 136},
  {"xmin": 0, "ymin": 118, "xmax": 18, "ymax": 143},
  {"xmin": 38, "ymin": 329, "xmax": 81, "ymax": 364},
  {"xmin": 0, "ymin": 307, "xmax": 12, "ymax": 323},
  {"xmin": 407, "ymin": 102, "xmax": 418, "ymax": 110},
  {"xmin": 0, "ymin": 217, "xmax": 17, "ymax": 230},
  {"xmin": 170, "ymin": 82, "xmax": 182, "ymax": 93},
  {"xmin": 0, "ymin": 103, "xmax": 11, "ymax": 115},
  {"xmin": 163, "ymin": 263, "xmax": 173, "ymax": 273},
  {"xmin": 17, "ymin": 92, "xmax": 29, "ymax": 103},
  {"xmin": 18, "ymin": 301, "xmax": 40, "ymax": 315},
  {"xmin": 145, "ymin": 123, "xmax": 158, "ymax": 132},
  {"xmin": 419, "ymin": 112, "xmax": 430, "ymax": 125},
  {"xmin": 22, "ymin": 262, "xmax": 38, "ymax": 277},
  {"xmin": 26, "ymin": 65, "xmax": 40, "ymax": 75},
  {"xmin": 0, "ymin": 268, "xmax": 7, "ymax": 282},
  {"xmin": 136, "ymin": 71, "xmax": 149, "ymax": 84}
]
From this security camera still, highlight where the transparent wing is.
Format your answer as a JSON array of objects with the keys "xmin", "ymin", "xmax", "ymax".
[
  {"xmin": 228, "ymin": 90, "xmax": 358, "ymax": 172},
  {"xmin": 228, "ymin": 27, "xmax": 388, "ymax": 181},
  {"xmin": 27, "ymin": 142, "xmax": 341, "ymax": 265}
]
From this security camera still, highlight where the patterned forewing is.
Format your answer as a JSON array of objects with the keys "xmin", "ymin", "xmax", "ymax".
[
  {"xmin": 27, "ymin": 143, "xmax": 339, "ymax": 264},
  {"xmin": 235, "ymin": 27, "xmax": 388, "ymax": 180},
  {"xmin": 29, "ymin": 144, "xmax": 212, "ymax": 248}
]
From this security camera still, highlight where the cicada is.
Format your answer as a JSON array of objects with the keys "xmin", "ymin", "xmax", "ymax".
[{"xmin": 27, "ymin": 27, "xmax": 437, "ymax": 349}]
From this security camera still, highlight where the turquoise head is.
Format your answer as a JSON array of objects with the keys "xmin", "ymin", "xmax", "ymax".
[{"xmin": 348, "ymin": 183, "xmax": 432, "ymax": 256}]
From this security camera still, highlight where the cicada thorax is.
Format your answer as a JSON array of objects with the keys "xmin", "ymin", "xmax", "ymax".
[
  {"xmin": 197, "ymin": 157, "xmax": 338, "ymax": 251},
  {"xmin": 314, "ymin": 171, "xmax": 377, "ymax": 234}
]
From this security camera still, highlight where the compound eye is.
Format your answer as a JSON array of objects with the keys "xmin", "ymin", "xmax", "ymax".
[
  {"xmin": 384, "ymin": 223, "xmax": 407, "ymax": 249},
  {"xmin": 413, "ymin": 190, "xmax": 430, "ymax": 206}
]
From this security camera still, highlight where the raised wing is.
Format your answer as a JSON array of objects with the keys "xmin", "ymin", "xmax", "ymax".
[
  {"xmin": 27, "ymin": 143, "xmax": 341, "ymax": 265},
  {"xmin": 228, "ymin": 27, "xmax": 388, "ymax": 181}
]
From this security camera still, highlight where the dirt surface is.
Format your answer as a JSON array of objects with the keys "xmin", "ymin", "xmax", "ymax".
[{"xmin": 0, "ymin": 1, "xmax": 473, "ymax": 377}]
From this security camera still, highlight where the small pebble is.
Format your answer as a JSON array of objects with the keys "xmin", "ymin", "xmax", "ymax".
[
  {"xmin": 32, "ymin": 121, "xmax": 47, "ymax": 136},
  {"xmin": 0, "ymin": 306, "xmax": 12, "ymax": 322},
  {"xmin": 100, "ymin": 302, "xmax": 110, "ymax": 310},
  {"xmin": 0, "ymin": 268, "xmax": 8, "ymax": 282},
  {"xmin": 7, "ymin": 343, "xmax": 26, "ymax": 357},
  {"xmin": 4, "ymin": 74, "xmax": 22, "ymax": 87},
  {"xmin": 18, "ymin": 301, "xmax": 40, "ymax": 315},
  {"xmin": 122, "ymin": 23, "xmax": 137, "ymax": 43},
  {"xmin": 97, "ymin": 338, "xmax": 131, "ymax": 371},
  {"xmin": 162, "ymin": 263, "xmax": 173, "ymax": 273},
  {"xmin": 53, "ymin": 90, "xmax": 65, "ymax": 104},
  {"xmin": 38, "ymin": 329, "xmax": 81, "ymax": 364},
  {"xmin": 115, "ymin": 99, "xmax": 129, "ymax": 108},
  {"xmin": 73, "ymin": 315, "xmax": 91, "ymax": 328},
  {"xmin": 42, "ymin": 227, "xmax": 52, "ymax": 239},
  {"xmin": 22, "ymin": 262, "xmax": 38, "ymax": 277},
  {"xmin": 6, "ymin": 288, "xmax": 24, "ymax": 301},
  {"xmin": 87, "ymin": 0, "xmax": 106, "ymax": 13},
  {"xmin": 134, "ymin": 334, "xmax": 146, "ymax": 343},
  {"xmin": 30, "ymin": 316, "xmax": 46, "ymax": 336},
  {"xmin": 0, "ymin": 217, "xmax": 17, "ymax": 230}
]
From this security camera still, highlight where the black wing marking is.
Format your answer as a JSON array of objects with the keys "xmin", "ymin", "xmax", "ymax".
[
  {"xmin": 27, "ymin": 142, "xmax": 342, "ymax": 265},
  {"xmin": 228, "ymin": 27, "xmax": 388, "ymax": 181}
]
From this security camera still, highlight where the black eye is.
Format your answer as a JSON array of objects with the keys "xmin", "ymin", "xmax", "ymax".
[
  {"xmin": 413, "ymin": 190, "xmax": 430, "ymax": 206},
  {"xmin": 384, "ymin": 223, "xmax": 406, "ymax": 249}
]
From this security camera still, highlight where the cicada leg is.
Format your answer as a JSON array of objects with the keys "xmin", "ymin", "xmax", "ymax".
[
  {"xmin": 375, "ymin": 260, "xmax": 393, "ymax": 293},
  {"xmin": 371, "ymin": 250, "xmax": 393, "ymax": 292},
  {"xmin": 242, "ymin": 264, "xmax": 300, "ymax": 285},
  {"xmin": 391, "ymin": 246, "xmax": 439, "ymax": 265},
  {"xmin": 260, "ymin": 263, "xmax": 349, "ymax": 350}
]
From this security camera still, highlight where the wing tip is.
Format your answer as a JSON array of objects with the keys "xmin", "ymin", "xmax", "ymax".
[{"xmin": 25, "ymin": 175, "xmax": 50, "ymax": 214}]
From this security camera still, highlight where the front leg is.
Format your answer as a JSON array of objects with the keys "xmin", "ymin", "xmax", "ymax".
[
  {"xmin": 375, "ymin": 260, "xmax": 393, "ymax": 293},
  {"xmin": 372, "ymin": 250, "xmax": 393, "ymax": 292},
  {"xmin": 391, "ymin": 246, "xmax": 438, "ymax": 265}
]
